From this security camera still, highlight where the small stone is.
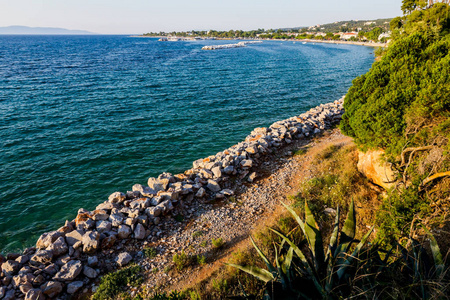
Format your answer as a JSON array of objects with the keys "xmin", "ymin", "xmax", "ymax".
[
  {"xmin": 240, "ymin": 159, "xmax": 253, "ymax": 168},
  {"xmin": 83, "ymin": 266, "xmax": 98, "ymax": 279},
  {"xmin": 92, "ymin": 210, "xmax": 109, "ymax": 221},
  {"xmin": 20, "ymin": 282, "xmax": 34, "ymax": 294},
  {"xmin": 43, "ymin": 264, "xmax": 58, "ymax": 276},
  {"xmin": 134, "ymin": 223, "xmax": 146, "ymax": 240},
  {"xmin": 115, "ymin": 252, "xmax": 132, "ymax": 267},
  {"xmin": 0, "ymin": 287, "xmax": 5, "ymax": 298},
  {"xmin": 53, "ymin": 260, "xmax": 82, "ymax": 281},
  {"xmin": 109, "ymin": 214, "xmax": 124, "ymax": 227},
  {"xmin": 195, "ymin": 187, "xmax": 206, "ymax": 198},
  {"xmin": 67, "ymin": 281, "xmax": 84, "ymax": 294},
  {"xmin": 88, "ymin": 256, "xmax": 98, "ymax": 267},
  {"xmin": 15, "ymin": 255, "xmax": 29, "ymax": 265},
  {"xmin": 248, "ymin": 172, "xmax": 257, "ymax": 183},
  {"xmin": 3, "ymin": 289, "xmax": 15, "ymax": 300},
  {"xmin": 206, "ymin": 180, "xmax": 221, "ymax": 192},
  {"xmin": 101, "ymin": 235, "xmax": 117, "ymax": 249}
]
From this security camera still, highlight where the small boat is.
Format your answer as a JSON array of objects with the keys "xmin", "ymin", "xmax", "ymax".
[
  {"xmin": 302, "ymin": 42, "xmax": 307, "ymax": 44},
  {"xmin": 158, "ymin": 37, "xmax": 168, "ymax": 41}
]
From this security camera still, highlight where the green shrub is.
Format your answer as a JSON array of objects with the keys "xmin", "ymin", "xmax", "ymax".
[
  {"xmin": 144, "ymin": 247, "xmax": 157, "ymax": 259},
  {"xmin": 173, "ymin": 251, "xmax": 191, "ymax": 270},
  {"xmin": 212, "ymin": 238, "xmax": 225, "ymax": 249},
  {"xmin": 92, "ymin": 265, "xmax": 143, "ymax": 300},
  {"xmin": 196, "ymin": 255, "xmax": 206, "ymax": 266}
]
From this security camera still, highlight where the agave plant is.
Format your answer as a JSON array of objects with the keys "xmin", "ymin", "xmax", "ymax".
[{"xmin": 228, "ymin": 199, "xmax": 374, "ymax": 299}]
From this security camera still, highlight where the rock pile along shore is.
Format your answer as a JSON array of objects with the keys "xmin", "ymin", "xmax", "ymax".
[{"xmin": 0, "ymin": 97, "xmax": 344, "ymax": 300}]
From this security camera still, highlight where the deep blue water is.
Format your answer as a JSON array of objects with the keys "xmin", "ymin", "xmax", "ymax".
[{"xmin": 0, "ymin": 35, "xmax": 374, "ymax": 253}]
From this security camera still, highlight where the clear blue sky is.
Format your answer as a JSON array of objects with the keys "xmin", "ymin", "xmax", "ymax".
[{"xmin": 0, "ymin": 0, "xmax": 403, "ymax": 34}]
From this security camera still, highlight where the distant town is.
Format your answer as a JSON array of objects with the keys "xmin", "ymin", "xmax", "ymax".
[{"xmin": 143, "ymin": 18, "xmax": 393, "ymax": 43}]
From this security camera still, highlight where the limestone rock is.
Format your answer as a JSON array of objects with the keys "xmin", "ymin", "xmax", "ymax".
[
  {"xmin": 96, "ymin": 220, "xmax": 112, "ymax": 233},
  {"xmin": 65, "ymin": 230, "xmax": 84, "ymax": 246},
  {"xmin": 25, "ymin": 289, "xmax": 45, "ymax": 300},
  {"xmin": 146, "ymin": 206, "xmax": 162, "ymax": 217},
  {"xmin": 30, "ymin": 250, "xmax": 53, "ymax": 266},
  {"xmin": 41, "ymin": 281, "xmax": 63, "ymax": 298},
  {"xmin": 83, "ymin": 266, "xmax": 98, "ymax": 279},
  {"xmin": 108, "ymin": 192, "xmax": 126, "ymax": 203},
  {"xmin": 240, "ymin": 159, "xmax": 253, "ymax": 168},
  {"xmin": 101, "ymin": 235, "xmax": 117, "ymax": 249},
  {"xmin": 1, "ymin": 260, "xmax": 20, "ymax": 276},
  {"xmin": 46, "ymin": 236, "xmax": 68, "ymax": 256},
  {"xmin": 134, "ymin": 223, "xmax": 146, "ymax": 240},
  {"xmin": 82, "ymin": 231, "xmax": 100, "ymax": 254},
  {"xmin": 115, "ymin": 252, "xmax": 132, "ymax": 267},
  {"xmin": 248, "ymin": 172, "xmax": 257, "ymax": 183},
  {"xmin": 357, "ymin": 150, "xmax": 396, "ymax": 190},
  {"xmin": 53, "ymin": 260, "xmax": 82, "ymax": 281},
  {"xmin": 206, "ymin": 180, "xmax": 221, "ymax": 192},
  {"xmin": 67, "ymin": 281, "xmax": 84, "ymax": 294},
  {"xmin": 2, "ymin": 289, "xmax": 15, "ymax": 300},
  {"xmin": 88, "ymin": 256, "xmax": 98, "ymax": 267},
  {"xmin": 195, "ymin": 187, "xmax": 206, "ymax": 198},
  {"xmin": 118, "ymin": 225, "xmax": 132, "ymax": 239},
  {"xmin": 211, "ymin": 166, "xmax": 222, "ymax": 178},
  {"xmin": 36, "ymin": 231, "xmax": 63, "ymax": 249}
]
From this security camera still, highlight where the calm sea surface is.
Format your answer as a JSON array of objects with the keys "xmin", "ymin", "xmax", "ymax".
[{"xmin": 0, "ymin": 35, "xmax": 374, "ymax": 253}]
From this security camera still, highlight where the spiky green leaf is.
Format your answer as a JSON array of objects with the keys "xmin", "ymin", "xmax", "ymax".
[
  {"xmin": 226, "ymin": 263, "xmax": 275, "ymax": 283},
  {"xmin": 250, "ymin": 236, "xmax": 277, "ymax": 276},
  {"xmin": 327, "ymin": 206, "xmax": 340, "ymax": 259},
  {"xmin": 341, "ymin": 199, "xmax": 356, "ymax": 250},
  {"xmin": 281, "ymin": 201, "xmax": 305, "ymax": 233},
  {"xmin": 337, "ymin": 226, "xmax": 373, "ymax": 280},
  {"xmin": 423, "ymin": 226, "xmax": 445, "ymax": 278},
  {"xmin": 304, "ymin": 201, "xmax": 325, "ymax": 269}
]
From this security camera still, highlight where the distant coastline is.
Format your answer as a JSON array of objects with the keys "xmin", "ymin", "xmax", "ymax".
[{"xmin": 133, "ymin": 35, "xmax": 388, "ymax": 48}]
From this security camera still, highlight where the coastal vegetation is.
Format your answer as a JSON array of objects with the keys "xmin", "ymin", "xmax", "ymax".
[
  {"xmin": 122, "ymin": 2, "xmax": 450, "ymax": 299},
  {"xmin": 143, "ymin": 19, "xmax": 390, "ymax": 43},
  {"xmin": 341, "ymin": 1, "xmax": 450, "ymax": 243}
]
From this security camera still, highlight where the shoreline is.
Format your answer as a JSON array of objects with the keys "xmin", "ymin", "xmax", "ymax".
[
  {"xmin": 132, "ymin": 35, "xmax": 388, "ymax": 48},
  {"xmin": 0, "ymin": 98, "xmax": 345, "ymax": 299}
]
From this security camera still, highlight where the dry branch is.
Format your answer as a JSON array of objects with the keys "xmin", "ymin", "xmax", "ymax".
[
  {"xmin": 401, "ymin": 145, "xmax": 435, "ymax": 166},
  {"xmin": 421, "ymin": 171, "xmax": 450, "ymax": 188}
]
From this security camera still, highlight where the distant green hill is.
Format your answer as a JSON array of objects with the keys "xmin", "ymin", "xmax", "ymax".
[{"xmin": 283, "ymin": 18, "xmax": 392, "ymax": 33}]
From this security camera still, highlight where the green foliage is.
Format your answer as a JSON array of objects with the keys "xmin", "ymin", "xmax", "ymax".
[
  {"xmin": 148, "ymin": 291, "xmax": 186, "ymax": 300},
  {"xmin": 211, "ymin": 278, "xmax": 228, "ymax": 294},
  {"xmin": 228, "ymin": 200, "xmax": 375, "ymax": 299},
  {"xmin": 196, "ymin": 255, "xmax": 206, "ymax": 266},
  {"xmin": 212, "ymin": 238, "xmax": 225, "ymax": 249},
  {"xmin": 341, "ymin": 30, "xmax": 450, "ymax": 157},
  {"xmin": 228, "ymin": 202, "xmax": 449, "ymax": 299},
  {"xmin": 92, "ymin": 265, "xmax": 143, "ymax": 300},
  {"xmin": 144, "ymin": 247, "xmax": 157, "ymax": 259},
  {"xmin": 173, "ymin": 251, "xmax": 191, "ymax": 270},
  {"xmin": 192, "ymin": 230, "xmax": 204, "ymax": 239}
]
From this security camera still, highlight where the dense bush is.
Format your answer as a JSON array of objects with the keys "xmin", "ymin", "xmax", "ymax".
[{"xmin": 341, "ymin": 4, "xmax": 450, "ymax": 157}]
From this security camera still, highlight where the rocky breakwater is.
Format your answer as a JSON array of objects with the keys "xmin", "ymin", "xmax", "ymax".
[{"xmin": 0, "ymin": 97, "xmax": 344, "ymax": 299}]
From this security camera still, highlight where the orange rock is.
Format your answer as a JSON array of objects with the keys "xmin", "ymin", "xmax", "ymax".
[
  {"xmin": 75, "ymin": 212, "xmax": 92, "ymax": 226},
  {"xmin": 357, "ymin": 150, "xmax": 396, "ymax": 190}
]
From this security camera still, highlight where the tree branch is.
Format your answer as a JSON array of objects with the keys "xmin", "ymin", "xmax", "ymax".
[{"xmin": 420, "ymin": 171, "xmax": 450, "ymax": 189}]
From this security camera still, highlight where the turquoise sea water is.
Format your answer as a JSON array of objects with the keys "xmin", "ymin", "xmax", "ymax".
[{"xmin": 0, "ymin": 36, "xmax": 374, "ymax": 253}]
